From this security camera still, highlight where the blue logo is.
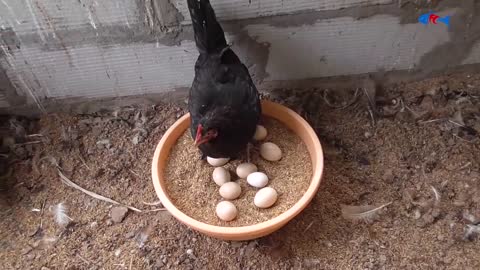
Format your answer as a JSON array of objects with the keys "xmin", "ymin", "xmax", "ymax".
[{"xmin": 418, "ymin": 11, "xmax": 451, "ymax": 27}]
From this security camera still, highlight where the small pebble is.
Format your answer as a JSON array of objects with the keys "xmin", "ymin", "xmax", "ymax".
[
  {"xmin": 21, "ymin": 247, "xmax": 33, "ymax": 255},
  {"xmin": 110, "ymin": 206, "xmax": 129, "ymax": 223},
  {"xmin": 207, "ymin": 157, "xmax": 229, "ymax": 167},
  {"xmin": 132, "ymin": 134, "xmax": 144, "ymax": 145},
  {"xmin": 219, "ymin": 182, "xmax": 242, "ymax": 200},
  {"xmin": 379, "ymin": 254, "xmax": 387, "ymax": 264},
  {"xmin": 253, "ymin": 125, "xmax": 268, "ymax": 140},
  {"xmin": 26, "ymin": 253, "xmax": 36, "ymax": 261},
  {"xmin": 247, "ymin": 172, "xmax": 269, "ymax": 188},
  {"xmin": 216, "ymin": 201, "xmax": 238, "ymax": 221},
  {"xmin": 254, "ymin": 187, "xmax": 278, "ymax": 208},
  {"xmin": 96, "ymin": 139, "xmax": 112, "ymax": 149},
  {"xmin": 260, "ymin": 142, "xmax": 282, "ymax": 161},
  {"xmin": 114, "ymin": 249, "xmax": 122, "ymax": 257},
  {"xmin": 236, "ymin": 163, "xmax": 257, "ymax": 178},
  {"xmin": 413, "ymin": 209, "xmax": 421, "ymax": 220},
  {"xmin": 212, "ymin": 167, "xmax": 231, "ymax": 186}
]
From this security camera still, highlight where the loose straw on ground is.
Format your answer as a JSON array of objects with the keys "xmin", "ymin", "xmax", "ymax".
[{"xmin": 57, "ymin": 168, "xmax": 165, "ymax": 213}]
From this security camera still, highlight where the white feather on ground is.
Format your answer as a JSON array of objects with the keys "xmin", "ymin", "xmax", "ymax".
[
  {"xmin": 430, "ymin": 185, "xmax": 441, "ymax": 205},
  {"xmin": 136, "ymin": 224, "xmax": 154, "ymax": 248},
  {"xmin": 341, "ymin": 202, "xmax": 392, "ymax": 222},
  {"xmin": 50, "ymin": 203, "xmax": 73, "ymax": 227},
  {"xmin": 464, "ymin": 224, "xmax": 480, "ymax": 240}
]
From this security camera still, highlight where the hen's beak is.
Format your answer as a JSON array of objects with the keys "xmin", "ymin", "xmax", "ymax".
[
  {"xmin": 195, "ymin": 135, "xmax": 212, "ymax": 147},
  {"xmin": 195, "ymin": 137, "xmax": 209, "ymax": 147},
  {"xmin": 194, "ymin": 125, "xmax": 206, "ymax": 146}
]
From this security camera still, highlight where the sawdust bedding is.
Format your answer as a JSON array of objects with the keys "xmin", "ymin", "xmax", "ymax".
[{"xmin": 164, "ymin": 117, "xmax": 313, "ymax": 226}]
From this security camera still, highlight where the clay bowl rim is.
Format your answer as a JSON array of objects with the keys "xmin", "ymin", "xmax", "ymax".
[{"xmin": 151, "ymin": 100, "xmax": 324, "ymax": 238}]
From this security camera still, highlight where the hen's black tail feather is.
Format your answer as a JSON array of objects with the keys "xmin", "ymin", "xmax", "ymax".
[{"xmin": 187, "ymin": 0, "xmax": 227, "ymax": 55}]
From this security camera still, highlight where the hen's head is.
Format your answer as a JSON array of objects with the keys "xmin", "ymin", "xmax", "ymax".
[
  {"xmin": 194, "ymin": 106, "xmax": 235, "ymax": 146},
  {"xmin": 194, "ymin": 123, "xmax": 218, "ymax": 146}
]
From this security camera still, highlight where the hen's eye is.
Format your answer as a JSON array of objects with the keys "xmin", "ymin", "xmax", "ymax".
[{"xmin": 199, "ymin": 104, "xmax": 207, "ymax": 114}]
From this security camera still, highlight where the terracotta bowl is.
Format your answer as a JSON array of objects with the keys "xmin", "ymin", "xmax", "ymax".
[{"xmin": 151, "ymin": 100, "xmax": 324, "ymax": 241}]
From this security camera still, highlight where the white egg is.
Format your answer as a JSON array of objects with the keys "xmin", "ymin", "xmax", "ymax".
[
  {"xmin": 219, "ymin": 182, "xmax": 242, "ymax": 200},
  {"xmin": 212, "ymin": 167, "xmax": 231, "ymax": 186},
  {"xmin": 247, "ymin": 172, "xmax": 269, "ymax": 188},
  {"xmin": 254, "ymin": 187, "xmax": 278, "ymax": 208},
  {"xmin": 207, "ymin": 157, "xmax": 230, "ymax": 167},
  {"xmin": 216, "ymin": 201, "xmax": 238, "ymax": 221},
  {"xmin": 253, "ymin": 125, "xmax": 268, "ymax": 141},
  {"xmin": 236, "ymin": 163, "xmax": 258, "ymax": 179},
  {"xmin": 260, "ymin": 142, "xmax": 282, "ymax": 161}
]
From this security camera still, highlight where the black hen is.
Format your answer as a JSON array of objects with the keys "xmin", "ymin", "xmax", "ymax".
[{"xmin": 187, "ymin": 0, "xmax": 261, "ymax": 159}]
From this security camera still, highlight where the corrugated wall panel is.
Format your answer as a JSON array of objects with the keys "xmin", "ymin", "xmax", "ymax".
[
  {"xmin": 0, "ymin": 0, "xmax": 474, "ymax": 109},
  {"xmin": 2, "ymin": 13, "xmax": 453, "ymax": 100},
  {"xmin": 173, "ymin": 0, "xmax": 393, "ymax": 23},
  {"xmin": 0, "ymin": 0, "xmax": 138, "ymax": 35},
  {"xmin": 245, "ymin": 14, "xmax": 450, "ymax": 80},
  {"xmin": 3, "ymin": 42, "xmax": 197, "ymax": 99}
]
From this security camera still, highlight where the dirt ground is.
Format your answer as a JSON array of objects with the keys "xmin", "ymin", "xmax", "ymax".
[{"xmin": 1, "ymin": 71, "xmax": 480, "ymax": 270}]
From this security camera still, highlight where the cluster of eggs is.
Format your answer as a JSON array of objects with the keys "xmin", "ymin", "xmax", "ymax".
[{"xmin": 207, "ymin": 125, "xmax": 283, "ymax": 222}]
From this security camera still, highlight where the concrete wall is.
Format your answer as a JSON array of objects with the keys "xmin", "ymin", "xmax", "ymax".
[{"xmin": 0, "ymin": 0, "xmax": 479, "ymax": 112}]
